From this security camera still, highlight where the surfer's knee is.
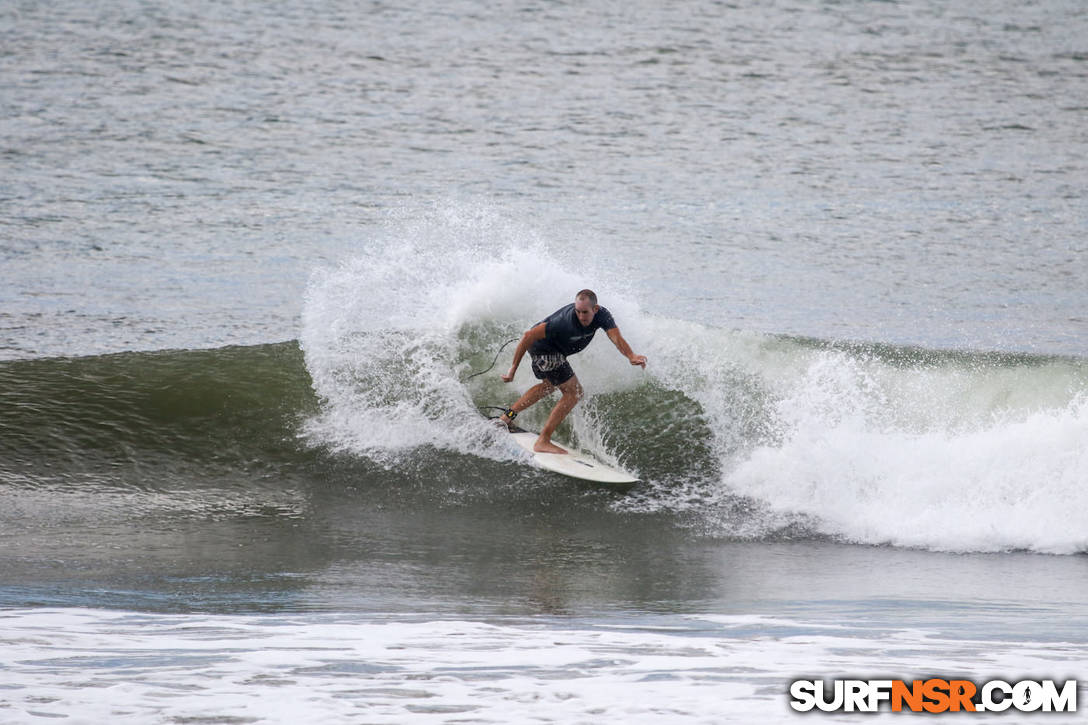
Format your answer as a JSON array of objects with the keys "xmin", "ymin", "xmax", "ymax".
[
  {"xmin": 526, "ymin": 380, "xmax": 552, "ymax": 396},
  {"xmin": 559, "ymin": 378, "xmax": 583, "ymax": 402}
]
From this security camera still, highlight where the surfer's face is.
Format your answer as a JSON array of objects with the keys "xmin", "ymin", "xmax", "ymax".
[{"xmin": 574, "ymin": 300, "xmax": 597, "ymax": 326}]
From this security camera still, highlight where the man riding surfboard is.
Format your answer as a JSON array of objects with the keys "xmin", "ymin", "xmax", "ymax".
[{"xmin": 499, "ymin": 289, "xmax": 647, "ymax": 454}]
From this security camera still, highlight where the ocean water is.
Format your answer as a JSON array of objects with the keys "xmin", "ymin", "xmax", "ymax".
[{"xmin": 2, "ymin": 0, "xmax": 1087, "ymax": 722}]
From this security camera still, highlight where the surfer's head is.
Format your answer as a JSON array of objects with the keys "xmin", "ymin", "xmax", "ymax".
[
  {"xmin": 574, "ymin": 289, "xmax": 599, "ymax": 325},
  {"xmin": 576, "ymin": 289, "xmax": 598, "ymax": 306}
]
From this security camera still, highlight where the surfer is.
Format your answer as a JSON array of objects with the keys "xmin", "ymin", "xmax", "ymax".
[{"xmin": 499, "ymin": 289, "xmax": 647, "ymax": 454}]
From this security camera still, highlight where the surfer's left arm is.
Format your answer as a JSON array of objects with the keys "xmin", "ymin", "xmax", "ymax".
[{"xmin": 606, "ymin": 328, "xmax": 647, "ymax": 368}]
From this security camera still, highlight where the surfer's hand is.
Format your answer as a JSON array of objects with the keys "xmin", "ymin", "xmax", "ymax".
[
  {"xmin": 629, "ymin": 354, "xmax": 647, "ymax": 368},
  {"xmin": 501, "ymin": 369, "xmax": 515, "ymax": 383}
]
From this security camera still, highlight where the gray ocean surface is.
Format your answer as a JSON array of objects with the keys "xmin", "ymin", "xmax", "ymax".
[
  {"xmin": 3, "ymin": 0, "xmax": 1086, "ymax": 357},
  {"xmin": 2, "ymin": 1, "xmax": 1087, "ymax": 722}
]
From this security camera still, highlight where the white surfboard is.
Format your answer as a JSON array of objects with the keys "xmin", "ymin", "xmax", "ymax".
[{"xmin": 507, "ymin": 429, "xmax": 639, "ymax": 484}]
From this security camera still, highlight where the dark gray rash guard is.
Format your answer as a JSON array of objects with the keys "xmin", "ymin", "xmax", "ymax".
[{"xmin": 529, "ymin": 303, "xmax": 617, "ymax": 357}]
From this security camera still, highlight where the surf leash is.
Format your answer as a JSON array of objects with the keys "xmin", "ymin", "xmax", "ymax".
[
  {"xmin": 462, "ymin": 337, "xmax": 518, "ymax": 382},
  {"xmin": 477, "ymin": 405, "xmax": 517, "ymax": 421}
]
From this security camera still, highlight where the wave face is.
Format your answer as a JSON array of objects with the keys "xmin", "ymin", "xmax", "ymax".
[
  {"xmin": 4, "ymin": 211, "xmax": 1085, "ymax": 555},
  {"xmin": 0, "ymin": 343, "xmax": 316, "ymax": 489}
]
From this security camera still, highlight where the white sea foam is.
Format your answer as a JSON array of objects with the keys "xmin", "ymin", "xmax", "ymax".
[
  {"xmin": 1, "ymin": 608, "xmax": 1084, "ymax": 724},
  {"xmin": 299, "ymin": 204, "xmax": 648, "ymax": 465},
  {"xmin": 721, "ymin": 352, "xmax": 1088, "ymax": 554}
]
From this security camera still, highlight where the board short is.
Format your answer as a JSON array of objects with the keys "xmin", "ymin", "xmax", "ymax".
[{"xmin": 530, "ymin": 353, "xmax": 575, "ymax": 386}]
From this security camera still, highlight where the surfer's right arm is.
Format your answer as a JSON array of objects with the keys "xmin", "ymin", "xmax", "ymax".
[{"xmin": 501, "ymin": 323, "xmax": 547, "ymax": 382}]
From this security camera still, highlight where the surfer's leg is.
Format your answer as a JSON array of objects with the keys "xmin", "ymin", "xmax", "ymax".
[
  {"xmin": 506, "ymin": 354, "xmax": 562, "ymax": 421},
  {"xmin": 496, "ymin": 382, "xmax": 554, "ymax": 429},
  {"xmin": 535, "ymin": 376, "xmax": 582, "ymax": 454},
  {"xmin": 510, "ymin": 381, "xmax": 554, "ymax": 415}
]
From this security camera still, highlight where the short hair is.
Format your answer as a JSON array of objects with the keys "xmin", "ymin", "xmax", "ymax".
[{"xmin": 575, "ymin": 289, "xmax": 598, "ymax": 306}]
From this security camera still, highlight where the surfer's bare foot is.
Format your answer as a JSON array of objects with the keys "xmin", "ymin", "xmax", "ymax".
[{"xmin": 534, "ymin": 438, "xmax": 568, "ymax": 454}]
